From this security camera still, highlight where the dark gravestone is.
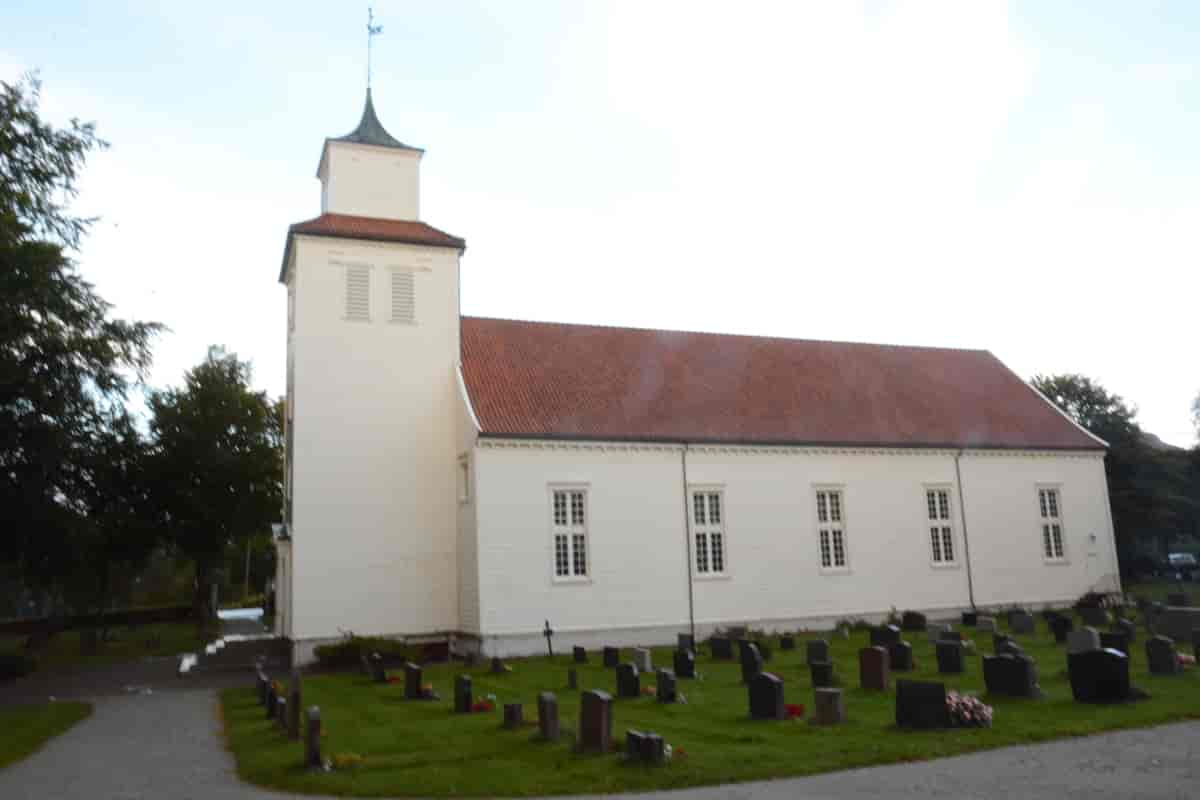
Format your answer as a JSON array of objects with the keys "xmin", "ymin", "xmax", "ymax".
[
  {"xmin": 748, "ymin": 671, "xmax": 785, "ymax": 720},
  {"xmin": 454, "ymin": 674, "xmax": 472, "ymax": 713},
  {"xmin": 502, "ymin": 703, "xmax": 523, "ymax": 729},
  {"xmin": 812, "ymin": 687, "xmax": 846, "ymax": 725},
  {"xmin": 810, "ymin": 661, "xmax": 835, "ymax": 688},
  {"xmin": 625, "ymin": 730, "xmax": 666, "ymax": 764},
  {"xmin": 1079, "ymin": 606, "xmax": 1108, "ymax": 627},
  {"xmin": 935, "ymin": 640, "xmax": 965, "ymax": 674},
  {"xmin": 962, "ymin": 611, "xmax": 978, "ymax": 627},
  {"xmin": 710, "ymin": 637, "xmax": 733, "ymax": 660},
  {"xmin": 1099, "ymin": 631, "xmax": 1129, "ymax": 655},
  {"xmin": 983, "ymin": 654, "xmax": 1041, "ymax": 698},
  {"xmin": 266, "ymin": 686, "xmax": 278, "ymax": 719},
  {"xmin": 304, "ymin": 706, "xmax": 322, "ymax": 769},
  {"xmin": 370, "ymin": 652, "xmax": 387, "ymax": 683},
  {"xmin": 579, "ymin": 690, "xmax": 612, "ymax": 753},
  {"xmin": 895, "ymin": 680, "xmax": 949, "ymax": 729},
  {"xmin": 1051, "ymin": 615, "xmax": 1075, "ymax": 644},
  {"xmin": 490, "ymin": 656, "xmax": 507, "ymax": 674},
  {"xmin": 780, "ymin": 635, "xmax": 796, "ymax": 651},
  {"xmin": 1146, "ymin": 635, "xmax": 1180, "ymax": 675},
  {"xmin": 255, "ymin": 670, "xmax": 269, "ymax": 706},
  {"xmin": 573, "ymin": 646, "xmax": 587, "ymax": 664},
  {"xmin": 870, "ymin": 625, "xmax": 902, "ymax": 648},
  {"xmin": 603, "ymin": 646, "xmax": 619, "ymax": 668},
  {"xmin": 656, "ymin": 669, "xmax": 678, "ymax": 703},
  {"xmin": 937, "ymin": 628, "xmax": 964, "ymax": 643},
  {"xmin": 287, "ymin": 672, "xmax": 302, "ymax": 740},
  {"xmin": 403, "ymin": 662, "xmax": 422, "ymax": 700},
  {"xmin": 859, "ymin": 646, "xmax": 889, "ymax": 690},
  {"xmin": 1010, "ymin": 611, "xmax": 1036, "ymax": 635},
  {"xmin": 537, "ymin": 692, "xmax": 560, "ymax": 740},
  {"xmin": 1167, "ymin": 592, "xmax": 1189, "ymax": 607},
  {"xmin": 276, "ymin": 696, "xmax": 288, "ymax": 731},
  {"xmin": 616, "ymin": 663, "xmax": 640, "ymax": 698},
  {"xmin": 997, "ymin": 639, "xmax": 1024, "ymax": 658},
  {"xmin": 567, "ymin": 667, "xmax": 578, "ymax": 690},
  {"xmin": 901, "ymin": 610, "xmax": 927, "ymax": 631},
  {"xmin": 740, "ymin": 642, "xmax": 764, "ymax": 684},
  {"xmin": 673, "ymin": 648, "xmax": 696, "ymax": 679},
  {"xmin": 805, "ymin": 639, "xmax": 830, "ymax": 665},
  {"xmin": 993, "ymin": 633, "xmax": 1012, "ymax": 654},
  {"xmin": 678, "ymin": 633, "xmax": 695, "ymax": 653},
  {"xmin": 1068, "ymin": 648, "xmax": 1131, "ymax": 703},
  {"xmin": 1114, "ymin": 618, "xmax": 1137, "ymax": 645},
  {"xmin": 888, "ymin": 641, "xmax": 913, "ymax": 672}
]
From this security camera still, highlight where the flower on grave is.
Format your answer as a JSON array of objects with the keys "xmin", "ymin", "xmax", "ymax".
[
  {"xmin": 945, "ymin": 691, "xmax": 992, "ymax": 728},
  {"xmin": 641, "ymin": 686, "xmax": 656, "ymax": 697},
  {"xmin": 386, "ymin": 675, "xmax": 400, "ymax": 684},
  {"xmin": 332, "ymin": 752, "xmax": 363, "ymax": 770},
  {"xmin": 674, "ymin": 746, "xmax": 687, "ymax": 759},
  {"xmin": 1178, "ymin": 653, "xmax": 1195, "ymax": 667},
  {"xmin": 784, "ymin": 703, "xmax": 805, "ymax": 720},
  {"xmin": 486, "ymin": 693, "xmax": 498, "ymax": 703},
  {"xmin": 472, "ymin": 697, "xmax": 495, "ymax": 712}
]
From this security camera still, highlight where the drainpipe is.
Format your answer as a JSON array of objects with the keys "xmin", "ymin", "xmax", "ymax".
[
  {"xmin": 954, "ymin": 449, "xmax": 977, "ymax": 610},
  {"xmin": 680, "ymin": 444, "xmax": 696, "ymax": 644}
]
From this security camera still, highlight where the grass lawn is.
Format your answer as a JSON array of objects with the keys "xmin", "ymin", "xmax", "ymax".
[
  {"xmin": 0, "ymin": 620, "xmax": 208, "ymax": 673},
  {"xmin": 0, "ymin": 702, "xmax": 92, "ymax": 769},
  {"xmin": 221, "ymin": 618, "xmax": 1200, "ymax": 797},
  {"xmin": 1124, "ymin": 580, "xmax": 1198, "ymax": 604}
]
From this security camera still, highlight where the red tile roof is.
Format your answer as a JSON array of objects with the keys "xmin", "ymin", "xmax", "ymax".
[
  {"xmin": 280, "ymin": 213, "xmax": 464, "ymax": 281},
  {"xmin": 460, "ymin": 317, "xmax": 1105, "ymax": 450}
]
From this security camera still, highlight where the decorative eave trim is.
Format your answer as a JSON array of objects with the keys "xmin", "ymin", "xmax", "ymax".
[{"xmin": 279, "ymin": 230, "xmax": 463, "ymax": 284}]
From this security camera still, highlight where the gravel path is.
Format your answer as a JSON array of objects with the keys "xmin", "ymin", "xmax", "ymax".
[{"xmin": 0, "ymin": 688, "xmax": 1197, "ymax": 799}]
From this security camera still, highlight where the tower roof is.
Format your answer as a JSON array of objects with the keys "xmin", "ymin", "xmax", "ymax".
[{"xmin": 329, "ymin": 89, "xmax": 422, "ymax": 153}]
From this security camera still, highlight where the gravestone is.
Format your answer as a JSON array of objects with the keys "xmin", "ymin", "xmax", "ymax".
[
  {"xmin": 625, "ymin": 730, "xmax": 666, "ymax": 764},
  {"xmin": 1079, "ymin": 606, "xmax": 1108, "ymax": 627},
  {"xmin": 983, "ymin": 654, "xmax": 1041, "ymax": 698},
  {"xmin": 370, "ymin": 653, "xmax": 387, "ymax": 684},
  {"xmin": 901, "ymin": 610, "xmax": 927, "ymax": 631},
  {"xmin": 780, "ymin": 635, "xmax": 796, "ymax": 650},
  {"xmin": 1167, "ymin": 592, "xmax": 1190, "ymax": 607},
  {"xmin": 656, "ymin": 669, "xmax": 678, "ymax": 703},
  {"xmin": 1145, "ymin": 635, "xmax": 1180, "ymax": 675},
  {"xmin": 1010, "ymin": 611, "xmax": 1036, "ymax": 635},
  {"xmin": 79, "ymin": 628, "xmax": 98, "ymax": 656},
  {"xmin": 304, "ymin": 706, "xmax": 322, "ymax": 768},
  {"xmin": 1068, "ymin": 648, "xmax": 1131, "ymax": 703},
  {"xmin": 888, "ymin": 641, "xmax": 913, "ymax": 672},
  {"xmin": 736, "ymin": 638, "xmax": 754, "ymax": 661},
  {"xmin": 603, "ymin": 646, "xmax": 619, "ymax": 668},
  {"xmin": 567, "ymin": 667, "xmax": 578, "ymax": 690},
  {"xmin": 616, "ymin": 663, "xmax": 640, "ymax": 698},
  {"xmin": 962, "ymin": 611, "xmax": 978, "ymax": 627},
  {"xmin": 490, "ymin": 656, "xmax": 507, "ymax": 674},
  {"xmin": 454, "ymin": 674, "xmax": 473, "ymax": 713},
  {"xmin": 810, "ymin": 661, "xmax": 835, "ymax": 688},
  {"xmin": 276, "ymin": 696, "xmax": 288, "ymax": 731},
  {"xmin": 256, "ymin": 671, "xmax": 269, "ymax": 706},
  {"xmin": 812, "ymin": 687, "xmax": 845, "ymax": 725},
  {"xmin": 993, "ymin": 633, "xmax": 1012, "ymax": 654},
  {"xmin": 1114, "ymin": 617, "xmax": 1137, "ymax": 645},
  {"xmin": 633, "ymin": 648, "xmax": 653, "ymax": 673},
  {"xmin": 502, "ymin": 703, "xmax": 524, "ymax": 729},
  {"xmin": 1067, "ymin": 626, "xmax": 1101, "ymax": 655},
  {"xmin": 266, "ymin": 686, "xmax": 277, "ymax": 719},
  {"xmin": 870, "ymin": 625, "xmax": 902, "ymax": 648},
  {"xmin": 740, "ymin": 642, "xmax": 764, "ymax": 684},
  {"xmin": 403, "ymin": 662, "xmax": 422, "ymax": 700},
  {"xmin": 895, "ymin": 680, "xmax": 949, "ymax": 729},
  {"xmin": 859, "ymin": 646, "xmax": 889, "ymax": 690},
  {"xmin": 573, "ymin": 646, "xmax": 587, "ymax": 664},
  {"xmin": 805, "ymin": 639, "xmax": 830, "ymax": 665},
  {"xmin": 748, "ymin": 671, "xmax": 785, "ymax": 720},
  {"xmin": 537, "ymin": 692, "xmax": 560, "ymax": 740},
  {"xmin": 678, "ymin": 633, "xmax": 695, "ymax": 653},
  {"xmin": 287, "ymin": 672, "xmax": 302, "ymax": 740},
  {"xmin": 977, "ymin": 616, "xmax": 997, "ymax": 634},
  {"xmin": 710, "ymin": 637, "xmax": 733, "ymax": 660},
  {"xmin": 1099, "ymin": 630, "xmax": 1129, "ymax": 655},
  {"xmin": 579, "ymin": 690, "xmax": 612, "ymax": 753},
  {"xmin": 927, "ymin": 624, "xmax": 951, "ymax": 645},
  {"xmin": 673, "ymin": 648, "xmax": 696, "ymax": 679},
  {"xmin": 997, "ymin": 639, "xmax": 1024, "ymax": 657},
  {"xmin": 935, "ymin": 640, "xmax": 965, "ymax": 674},
  {"xmin": 938, "ymin": 628, "xmax": 964, "ymax": 643},
  {"xmin": 1051, "ymin": 615, "xmax": 1075, "ymax": 644}
]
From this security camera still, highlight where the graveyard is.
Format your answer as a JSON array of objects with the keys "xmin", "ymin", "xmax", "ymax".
[{"xmin": 221, "ymin": 615, "xmax": 1200, "ymax": 797}]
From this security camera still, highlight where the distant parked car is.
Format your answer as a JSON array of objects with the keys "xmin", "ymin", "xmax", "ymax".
[{"xmin": 1167, "ymin": 552, "xmax": 1197, "ymax": 581}]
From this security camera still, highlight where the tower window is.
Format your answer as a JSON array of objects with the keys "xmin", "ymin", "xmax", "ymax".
[
  {"xmin": 344, "ymin": 264, "xmax": 371, "ymax": 321},
  {"xmin": 390, "ymin": 269, "xmax": 415, "ymax": 323}
]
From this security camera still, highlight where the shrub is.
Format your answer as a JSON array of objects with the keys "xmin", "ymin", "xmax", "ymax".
[
  {"xmin": 0, "ymin": 652, "xmax": 37, "ymax": 682},
  {"xmin": 1074, "ymin": 591, "xmax": 1107, "ymax": 610},
  {"xmin": 946, "ymin": 691, "xmax": 992, "ymax": 728},
  {"xmin": 900, "ymin": 611, "xmax": 927, "ymax": 631},
  {"xmin": 313, "ymin": 635, "xmax": 412, "ymax": 669}
]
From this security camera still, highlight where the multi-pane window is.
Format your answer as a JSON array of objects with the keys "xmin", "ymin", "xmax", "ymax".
[
  {"xmin": 692, "ymin": 490, "xmax": 726, "ymax": 575},
  {"xmin": 552, "ymin": 489, "xmax": 588, "ymax": 579},
  {"xmin": 926, "ymin": 488, "xmax": 955, "ymax": 564},
  {"xmin": 1038, "ymin": 487, "xmax": 1065, "ymax": 560},
  {"xmin": 344, "ymin": 264, "xmax": 370, "ymax": 320},
  {"xmin": 815, "ymin": 489, "xmax": 848, "ymax": 569}
]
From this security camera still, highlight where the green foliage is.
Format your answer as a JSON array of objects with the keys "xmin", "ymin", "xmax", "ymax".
[
  {"xmin": 0, "ymin": 73, "xmax": 162, "ymax": 594},
  {"xmin": 313, "ymin": 635, "xmax": 413, "ymax": 668}
]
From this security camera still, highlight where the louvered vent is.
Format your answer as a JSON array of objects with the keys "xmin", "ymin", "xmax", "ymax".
[
  {"xmin": 390, "ymin": 270, "xmax": 415, "ymax": 323},
  {"xmin": 344, "ymin": 265, "xmax": 370, "ymax": 320}
]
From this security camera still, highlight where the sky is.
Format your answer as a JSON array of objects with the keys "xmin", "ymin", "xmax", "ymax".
[{"xmin": 3, "ymin": 1, "xmax": 1198, "ymax": 446}]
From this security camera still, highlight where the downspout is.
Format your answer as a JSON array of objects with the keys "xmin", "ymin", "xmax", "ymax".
[
  {"xmin": 954, "ymin": 449, "xmax": 977, "ymax": 610},
  {"xmin": 681, "ymin": 444, "xmax": 696, "ymax": 644}
]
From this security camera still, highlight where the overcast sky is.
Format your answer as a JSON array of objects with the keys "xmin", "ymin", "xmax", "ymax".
[{"xmin": 4, "ymin": 2, "xmax": 1198, "ymax": 446}]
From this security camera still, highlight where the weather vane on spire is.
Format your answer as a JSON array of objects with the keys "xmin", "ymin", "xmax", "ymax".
[{"xmin": 367, "ymin": 6, "xmax": 383, "ymax": 89}]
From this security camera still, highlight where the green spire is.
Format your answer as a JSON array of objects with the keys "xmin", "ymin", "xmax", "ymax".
[{"xmin": 333, "ymin": 89, "xmax": 420, "ymax": 151}]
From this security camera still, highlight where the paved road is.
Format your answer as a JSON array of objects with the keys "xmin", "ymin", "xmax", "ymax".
[{"xmin": 1, "ymin": 687, "xmax": 1197, "ymax": 799}]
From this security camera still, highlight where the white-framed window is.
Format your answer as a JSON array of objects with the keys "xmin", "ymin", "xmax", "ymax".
[
  {"xmin": 389, "ymin": 269, "xmax": 415, "ymax": 323},
  {"xmin": 1038, "ymin": 486, "xmax": 1066, "ymax": 561},
  {"xmin": 551, "ymin": 487, "xmax": 588, "ymax": 580},
  {"xmin": 344, "ymin": 263, "xmax": 371, "ymax": 321},
  {"xmin": 815, "ymin": 488, "xmax": 848, "ymax": 570},
  {"xmin": 925, "ymin": 487, "xmax": 956, "ymax": 565},
  {"xmin": 691, "ymin": 489, "xmax": 726, "ymax": 576}
]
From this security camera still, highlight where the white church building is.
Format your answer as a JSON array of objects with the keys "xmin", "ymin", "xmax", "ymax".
[{"xmin": 275, "ymin": 92, "xmax": 1122, "ymax": 664}]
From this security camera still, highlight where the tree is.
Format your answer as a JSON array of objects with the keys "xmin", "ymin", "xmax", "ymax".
[
  {"xmin": 1031, "ymin": 374, "xmax": 1140, "ymax": 448},
  {"xmin": 148, "ymin": 347, "xmax": 282, "ymax": 626},
  {"xmin": 0, "ymin": 74, "xmax": 161, "ymax": 593}
]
